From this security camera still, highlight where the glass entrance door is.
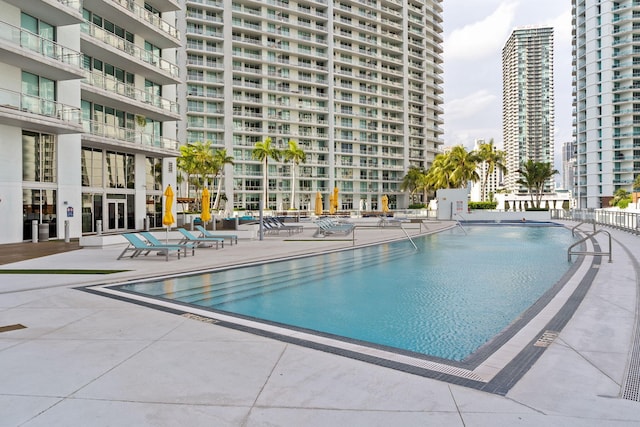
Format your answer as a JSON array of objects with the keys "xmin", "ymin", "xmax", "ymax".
[{"xmin": 107, "ymin": 200, "xmax": 126, "ymax": 231}]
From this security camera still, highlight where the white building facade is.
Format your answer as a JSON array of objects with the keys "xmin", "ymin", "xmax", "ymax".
[
  {"xmin": 573, "ymin": 0, "xmax": 640, "ymax": 208},
  {"xmin": 502, "ymin": 26, "xmax": 555, "ymax": 194},
  {"xmin": 561, "ymin": 140, "xmax": 576, "ymax": 192},
  {"xmin": 177, "ymin": 0, "xmax": 444, "ymax": 212},
  {"xmin": 469, "ymin": 138, "xmax": 504, "ymax": 202},
  {"xmin": 0, "ymin": 0, "xmax": 181, "ymax": 244}
]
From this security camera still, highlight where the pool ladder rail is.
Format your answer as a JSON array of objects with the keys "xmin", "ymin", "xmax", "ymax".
[
  {"xmin": 568, "ymin": 221, "xmax": 612, "ymax": 262},
  {"xmin": 453, "ymin": 213, "xmax": 467, "ymax": 235}
]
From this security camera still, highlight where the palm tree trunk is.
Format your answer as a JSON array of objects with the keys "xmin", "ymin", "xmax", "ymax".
[
  {"xmin": 482, "ymin": 168, "xmax": 490, "ymax": 201},
  {"xmin": 290, "ymin": 163, "xmax": 296, "ymax": 209},
  {"xmin": 263, "ymin": 158, "xmax": 268, "ymax": 210},
  {"xmin": 213, "ymin": 173, "xmax": 222, "ymax": 209}
]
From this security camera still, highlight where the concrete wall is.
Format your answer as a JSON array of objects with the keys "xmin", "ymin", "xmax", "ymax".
[{"xmin": 436, "ymin": 189, "xmax": 469, "ymax": 220}]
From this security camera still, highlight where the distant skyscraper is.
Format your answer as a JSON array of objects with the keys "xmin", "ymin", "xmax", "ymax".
[
  {"xmin": 178, "ymin": 0, "xmax": 444, "ymax": 212},
  {"xmin": 562, "ymin": 140, "xmax": 576, "ymax": 192},
  {"xmin": 470, "ymin": 139, "xmax": 504, "ymax": 202},
  {"xmin": 502, "ymin": 26, "xmax": 555, "ymax": 193},
  {"xmin": 573, "ymin": 0, "xmax": 640, "ymax": 208}
]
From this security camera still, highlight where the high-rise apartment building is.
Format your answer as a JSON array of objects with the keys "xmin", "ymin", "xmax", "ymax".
[
  {"xmin": 0, "ymin": 0, "xmax": 443, "ymax": 245},
  {"xmin": 573, "ymin": 0, "xmax": 639, "ymax": 208},
  {"xmin": 562, "ymin": 140, "xmax": 576, "ymax": 191},
  {"xmin": 0, "ymin": 0, "xmax": 181, "ymax": 244},
  {"xmin": 469, "ymin": 139, "xmax": 504, "ymax": 202},
  {"xmin": 178, "ymin": 0, "xmax": 444, "ymax": 212},
  {"xmin": 502, "ymin": 26, "xmax": 555, "ymax": 193}
]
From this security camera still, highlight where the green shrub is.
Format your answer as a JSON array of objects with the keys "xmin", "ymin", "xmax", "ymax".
[
  {"xmin": 408, "ymin": 203, "xmax": 426, "ymax": 209},
  {"xmin": 618, "ymin": 199, "xmax": 630, "ymax": 209},
  {"xmin": 468, "ymin": 201, "xmax": 497, "ymax": 210}
]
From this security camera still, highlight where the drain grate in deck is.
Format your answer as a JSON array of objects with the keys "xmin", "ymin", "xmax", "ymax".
[
  {"xmin": 622, "ymin": 320, "xmax": 640, "ymax": 401},
  {"xmin": 534, "ymin": 330, "xmax": 559, "ymax": 348},
  {"xmin": 620, "ymin": 237, "xmax": 640, "ymax": 402},
  {"xmin": 181, "ymin": 313, "xmax": 219, "ymax": 324},
  {"xmin": 622, "ymin": 329, "xmax": 640, "ymax": 401}
]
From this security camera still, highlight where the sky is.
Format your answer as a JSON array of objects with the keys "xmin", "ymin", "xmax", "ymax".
[{"xmin": 442, "ymin": 0, "xmax": 573, "ymax": 175}]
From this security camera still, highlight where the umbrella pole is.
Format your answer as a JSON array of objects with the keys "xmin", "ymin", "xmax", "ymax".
[{"xmin": 259, "ymin": 197, "xmax": 264, "ymax": 241}]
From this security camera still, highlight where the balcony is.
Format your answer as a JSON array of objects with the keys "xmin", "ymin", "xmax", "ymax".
[
  {"xmin": 81, "ymin": 0, "xmax": 180, "ymax": 48},
  {"xmin": 80, "ymin": 22, "xmax": 180, "ymax": 85},
  {"xmin": 82, "ymin": 72, "xmax": 180, "ymax": 122},
  {"xmin": 0, "ymin": 87, "xmax": 82, "ymax": 134},
  {"xmin": 0, "ymin": 21, "xmax": 85, "ymax": 81},
  {"xmin": 148, "ymin": 0, "xmax": 180, "ymax": 11},
  {"xmin": 82, "ymin": 119, "xmax": 179, "ymax": 155},
  {"xmin": 3, "ymin": 0, "xmax": 83, "ymax": 26}
]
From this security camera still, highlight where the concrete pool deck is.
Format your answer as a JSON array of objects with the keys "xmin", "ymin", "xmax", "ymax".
[{"xmin": 0, "ymin": 219, "xmax": 639, "ymax": 426}]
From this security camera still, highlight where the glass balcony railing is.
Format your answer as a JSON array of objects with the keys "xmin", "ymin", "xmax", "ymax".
[
  {"xmin": 84, "ymin": 119, "xmax": 178, "ymax": 150},
  {"xmin": 58, "ymin": 0, "xmax": 82, "ymax": 12},
  {"xmin": 109, "ymin": 0, "xmax": 180, "ymax": 41},
  {"xmin": 81, "ymin": 22, "xmax": 179, "ymax": 79},
  {"xmin": 0, "ymin": 20, "xmax": 83, "ymax": 69},
  {"xmin": 0, "ymin": 87, "xmax": 82, "ymax": 125},
  {"xmin": 84, "ymin": 71, "xmax": 179, "ymax": 114}
]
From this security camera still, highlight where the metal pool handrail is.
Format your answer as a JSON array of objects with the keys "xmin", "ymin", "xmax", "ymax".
[
  {"xmin": 454, "ymin": 213, "xmax": 467, "ymax": 235},
  {"xmin": 350, "ymin": 224, "xmax": 418, "ymax": 250},
  {"xmin": 568, "ymin": 228, "xmax": 612, "ymax": 263}
]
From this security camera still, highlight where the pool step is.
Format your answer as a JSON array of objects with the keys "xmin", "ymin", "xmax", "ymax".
[
  {"xmin": 162, "ymin": 246, "xmax": 400, "ymax": 301},
  {"xmin": 174, "ymin": 245, "xmax": 416, "ymax": 306}
]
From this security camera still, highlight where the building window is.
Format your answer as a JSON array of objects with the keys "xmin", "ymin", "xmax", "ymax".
[
  {"xmin": 22, "ymin": 72, "xmax": 56, "ymax": 116},
  {"xmin": 81, "ymin": 193, "xmax": 103, "ymax": 234},
  {"xmin": 81, "ymin": 147, "xmax": 103, "ymax": 187},
  {"xmin": 22, "ymin": 131, "xmax": 56, "ymax": 183},
  {"xmin": 23, "ymin": 189, "xmax": 57, "ymax": 240},
  {"xmin": 145, "ymin": 157, "xmax": 162, "ymax": 191},
  {"xmin": 21, "ymin": 13, "xmax": 55, "ymax": 56},
  {"xmin": 106, "ymin": 151, "xmax": 135, "ymax": 189}
]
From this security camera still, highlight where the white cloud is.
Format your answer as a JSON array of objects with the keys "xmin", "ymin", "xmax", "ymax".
[
  {"xmin": 445, "ymin": 89, "xmax": 497, "ymax": 121},
  {"xmin": 543, "ymin": 8, "xmax": 573, "ymax": 46},
  {"xmin": 444, "ymin": 1, "xmax": 519, "ymax": 62}
]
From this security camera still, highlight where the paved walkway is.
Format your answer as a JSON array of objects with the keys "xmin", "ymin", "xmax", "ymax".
[
  {"xmin": 0, "ymin": 240, "xmax": 80, "ymax": 266},
  {"xmin": 0, "ymin": 220, "xmax": 639, "ymax": 426}
]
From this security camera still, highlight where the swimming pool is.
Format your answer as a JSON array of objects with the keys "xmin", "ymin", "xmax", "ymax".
[{"xmin": 112, "ymin": 224, "xmax": 579, "ymax": 362}]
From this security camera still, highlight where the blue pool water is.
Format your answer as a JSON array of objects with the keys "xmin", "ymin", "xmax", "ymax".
[{"xmin": 118, "ymin": 225, "xmax": 578, "ymax": 361}]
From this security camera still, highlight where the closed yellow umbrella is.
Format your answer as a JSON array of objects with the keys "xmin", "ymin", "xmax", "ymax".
[
  {"xmin": 314, "ymin": 191, "xmax": 323, "ymax": 215},
  {"xmin": 381, "ymin": 194, "xmax": 389, "ymax": 213},
  {"xmin": 163, "ymin": 185, "xmax": 175, "ymax": 227},
  {"xmin": 329, "ymin": 193, "xmax": 335, "ymax": 214},
  {"xmin": 332, "ymin": 187, "xmax": 339, "ymax": 213},
  {"xmin": 201, "ymin": 187, "xmax": 211, "ymax": 223}
]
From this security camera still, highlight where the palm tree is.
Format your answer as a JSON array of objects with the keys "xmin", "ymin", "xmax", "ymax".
[
  {"xmin": 177, "ymin": 141, "xmax": 216, "ymax": 210},
  {"xmin": 401, "ymin": 166, "xmax": 426, "ymax": 205},
  {"xmin": 425, "ymin": 153, "xmax": 455, "ymax": 190},
  {"xmin": 634, "ymin": 174, "xmax": 640, "ymax": 192},
  {"xmin": 516, "ymin": 160, "xmax": 559, "ymax": 208},
  {"xmin": 211, "ymin": 149, "xmax": 234, "ymax": 210},
  {"xmin": 283, "ymin": 139, "xmax": 306, "ymax": 209},
  {"xmin": 477, "ymin": 140, "xmax": 507, "ymax": 201},
  {"xmin": 191, "ymin": 141, "xmax": 216, "ymax": 209},
  {"xmin": 416, "ymin": 171, "xmax": 433, "ymax": 205},
  {"xmin": 611, "ymin": 188, "xmax": 631, "ymax": 208},
  {"xmin": 448, "ymin": 145, "xmax": 480, "ymax": 189},
  {"xmin": 177, "ymin": 144, "xmax": 199, "ymax": 204},
  {"xmin": 252, "ymin": 137, "xmax": 281, "ymax": 210}
]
